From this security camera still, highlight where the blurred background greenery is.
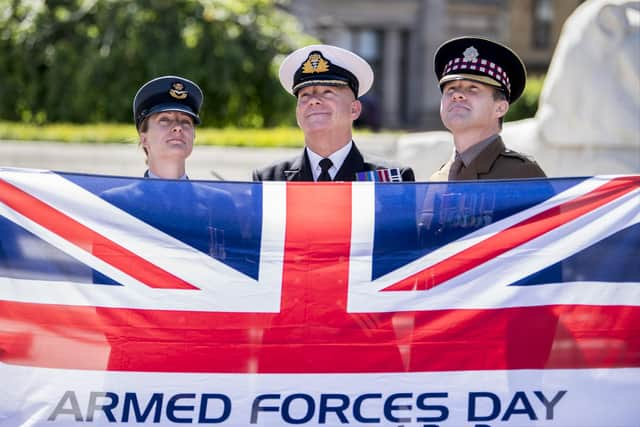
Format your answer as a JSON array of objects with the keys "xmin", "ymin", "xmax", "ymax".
[
  {"xmin": 0, "ymin": 0, "xmax": 544, "ymax": 146},
  {"xmin": 0, "ymin": 121, "xmax": 307, "ymax": 146},
  {"xmin": 504, "ymin": 75, "xmax": 544, "ymax": 123},
  {"xmin": 0, "ymin": 0, "xmax": 314, "ymax": 128}
]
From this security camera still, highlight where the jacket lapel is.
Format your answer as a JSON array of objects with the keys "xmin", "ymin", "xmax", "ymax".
[
  {"xmin": 284, "ymin": 150, "xmax": 314, "ymax": 181},
  {"xmin": 334, "ymin": 144, "xmax": 365, "ymax": 181}
]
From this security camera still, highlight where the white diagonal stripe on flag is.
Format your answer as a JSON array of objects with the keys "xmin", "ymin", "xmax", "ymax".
[{"xmin": 0, "ymin": 169, "xmax": 287, "ymax": 312}]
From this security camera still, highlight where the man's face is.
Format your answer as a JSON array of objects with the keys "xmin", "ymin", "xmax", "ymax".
[
  {"xmin": 440, "ymin": 79, "xmax": 508, "ymax": 133},
  {"xmin": 295, "ymin": 85, "xmax": 361, "ymax": 135},
  {"xmin": 140, "ymin": 111, "xmax": 195, "ymax": 162}
]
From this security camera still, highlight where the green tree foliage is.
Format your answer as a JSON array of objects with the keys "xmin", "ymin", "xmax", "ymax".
[
  {"xmin": 505, "ymin": 74, "xmax": 545, "ymax": 122},
  {"xmin": 0, "ymin": 0, "xmax": 313, "ymax": 127}
]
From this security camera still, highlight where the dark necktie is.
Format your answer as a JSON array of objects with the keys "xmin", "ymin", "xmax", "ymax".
[
  {"xmin": 448, "ymin": 155, "xmax": 464, "ymax": 180},
  {"xmin": 317, "ymin": 158, "xmax": 333, "ymax": 181}
]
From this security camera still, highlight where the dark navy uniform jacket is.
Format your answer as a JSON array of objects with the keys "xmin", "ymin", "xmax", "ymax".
[{"xmin": 252, "ymin": 143, "xmax": 415, "ymax": 182}]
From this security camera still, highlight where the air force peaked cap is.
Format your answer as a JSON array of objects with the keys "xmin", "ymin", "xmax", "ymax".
[
  {"xmin": 133, "ymin": 75, "xmax": 203, "ymax": 128},
  {"xmin": 434, "ymin": 36, "xmax": 526, "ymax": 103},
  {"xmin": 279, "ymin": 44, "xmax": 374, "ymax": 98}
]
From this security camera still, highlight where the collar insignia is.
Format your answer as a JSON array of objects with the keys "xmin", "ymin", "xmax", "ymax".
[
  {"xmin": 169, "ymin": 82, "xmax": 188, "ymax": 99},
  {"xmin": 301, "ymin": 52, "xmax": 330, "ymax": 74},
  {"xmin": 463, "ymin": 46, "xmax": 479, "ymax": 62}
]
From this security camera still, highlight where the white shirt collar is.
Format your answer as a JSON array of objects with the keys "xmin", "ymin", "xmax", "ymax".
[
  {"xmin": 306, "ymin": 141, "xmax": 353, "ymax": 181},
  {"xmin": 146, "ymin": 170, "xmax": 188, "ymax": 180}
]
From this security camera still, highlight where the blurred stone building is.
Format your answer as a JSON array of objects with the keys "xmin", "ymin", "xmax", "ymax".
[{"xmin": 286, "ymin": 0, "xmax": 583, "ymax": 130}]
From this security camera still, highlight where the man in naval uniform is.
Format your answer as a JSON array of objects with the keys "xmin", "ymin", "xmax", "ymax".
[{"xmin": 252, "ymin": 44, "xmax": 414, "ymax": 182}]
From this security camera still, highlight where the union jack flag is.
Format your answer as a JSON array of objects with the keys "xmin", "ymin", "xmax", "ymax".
[{"xmin": 0, "ymin": 168, "xmax": 638, "ymax": 426}]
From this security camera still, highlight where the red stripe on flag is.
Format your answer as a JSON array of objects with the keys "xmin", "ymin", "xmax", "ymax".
[
  {"xmin": 383, "ymin": 176, "xmax": 640, "ymax": 291},
  {"xmin": 0, "ymin": 178, "xmax": 198, "ymax": 290},
  {"xmin": 1, "ymin": 301, "xmax": 639, "ymax": 372}
]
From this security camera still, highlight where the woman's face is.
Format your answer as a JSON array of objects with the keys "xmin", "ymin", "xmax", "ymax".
[{"xmin": 139, "ymin": 111, "xmax": 195, "ymax": 164}]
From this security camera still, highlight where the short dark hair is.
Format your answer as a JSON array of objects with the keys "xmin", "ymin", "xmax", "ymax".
[{"xmin": 493, "ymin": 88, "xmax": 508, "ymax": 129}]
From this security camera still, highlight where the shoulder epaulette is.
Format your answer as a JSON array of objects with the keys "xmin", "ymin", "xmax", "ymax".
[{"xmin": 501, "ymin": 149, "xmax": 534, "ymax": 162}]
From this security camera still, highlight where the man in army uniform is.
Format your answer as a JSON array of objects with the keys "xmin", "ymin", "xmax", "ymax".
[
  {"xmin": 421, "ymin": 37, "xmax": 551, "ymax": 246},
  {"xmin": 430, "ymin": 36, "xmax": 545, "ymax": 180}
]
